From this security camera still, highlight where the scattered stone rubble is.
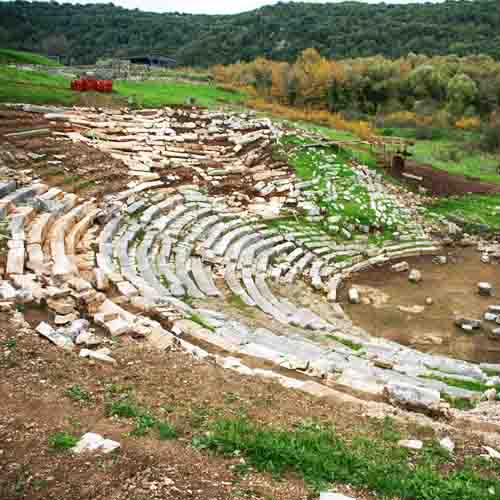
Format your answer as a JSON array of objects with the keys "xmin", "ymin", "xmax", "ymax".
[{"xmin": 0, "ymin": 105, "xmax": 499, "ymax": 426}]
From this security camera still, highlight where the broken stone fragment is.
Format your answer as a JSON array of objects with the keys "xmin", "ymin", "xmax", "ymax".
[
  {"xmin": 94, "ymin": 268, "xmax": 110, "ymax": 291},
  {"xmin": 72, "ymin": 432, "xmax": 120, "ymax": 454},
  {"xmin": 68, "ymin": 277, "xmax": 93, "ymax": 292},
  {"xmin": 478, "ymin": 282, "xmax": 494, "ymax": 297},
  {"xmin": 484, "ymin": 312, "xmax": 498, "ymax": 322},
  {"xmin": 483, "ymin": 446, "xmax": 500, "ymax": 460},
  {"xmin": 398, "ymin": 439, "xmax": 423, "ymax": 450},
  {"xmin": 75, "ymin": 331, "xmax": 101, "ymax": 347},
  {"xmin": 116, "ymin": 281, "xmax": 138, "ymax": 297},
  {"xmin": 408, "ymin": 269, "xmax": 422, "ymax": 283},
  {"xmin": 481, "ymin": 253, "xmax": 491, "ymax": 264},
  {"xmin": 68, "ymin": 319, "xmax": 90, "ymax": 338},
  {"xmin": 79, "ymin": 348, "xmax": 116, "ymax": 365},
  {"xmin": 454, "ymin": 317, "xmax": 482, "ymax": 331},
  {"xmin": 320, "ymin": 493, "xmax": 357, "ymax": 500},
  {"xmin": 0, "ymin": 281, "xmax": 17, "ymax": 300},
  {"xmin": 391, "ymin": 261, "xmax": 409, "ymax": 272},
  {"xmin": 439, "ymin": 437, "xmax": 455, "ymax": 453},
  {"xmin": 36, "ymin": 322, "xmax": 74, "ymax": 350},
  {"xmin": 47, "ymin": 297, "xmax": 76, "ymax": 315},
  {"xmin": 54, "ymin": 313, "xmax": 79, "ymax": 325},
  {"xmin": 433, "ymin": 255, "xmax": 447, "ymax": 265},
  {"xmin": 348, "ymin": 287, "xmax": 360, "ymax": 304},
  {"xmin": 384, "ymin": 382, "xmax": 441, "ymax": 413},
  {"xmin": 106, "ymin": 318, "xmax": 132, "ymax": 336},
  {"xmin": 482, "ymin": 388, "xmax": 497, "ymax": 402}
]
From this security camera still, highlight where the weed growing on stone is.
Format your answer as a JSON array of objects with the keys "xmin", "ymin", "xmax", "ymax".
[
  {"xmin": 327, "ymin": 334, "xmax": 362, "ymax": 351},
  {"xmin": 189, "ymin": 313, "xmax": 216, "ymax": 332},
  {"xmin": 423, "ymin": 374, "xmax": 500, "ymax": 394}
]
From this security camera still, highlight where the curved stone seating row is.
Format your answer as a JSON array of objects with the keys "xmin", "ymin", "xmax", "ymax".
[
  {"xmin": 2, "ymin": 181, "xmax": 494, "ymax": 413},
  {"xmin": 326, "ymin": 241, "xmax": 440, "ymax": 301},
  {"xmin": 50, "ymin": 200, "xmax": 97, "ymax": 277},
  {"xmin": 170, "ymin": 312, "xmax": 484, "ymax": 405},
  {"xmin": 3, "ymin": 183, "xmax": 50, "ymax": 278},
  {"xmin": 97, "ymin": 193, "xmax": 223, "ymax": 303},
  {"xmin": 0, "ymin": 182, "xmax": 48, "ymax": 218}
]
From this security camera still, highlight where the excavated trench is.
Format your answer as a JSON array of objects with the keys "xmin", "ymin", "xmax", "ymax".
[{"xmin": 342, "ymin": 247, "xmax": 500, "ymax": 363}]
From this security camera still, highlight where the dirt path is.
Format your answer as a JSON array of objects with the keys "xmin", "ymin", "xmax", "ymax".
[{"xmin": 393, "ymin": 159, "xmax": 500, "ymax": 196}]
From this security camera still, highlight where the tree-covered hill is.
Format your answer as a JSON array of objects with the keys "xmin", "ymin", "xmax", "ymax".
[{"xmin": 1, "ymin": 1, "xmax": 500, "ymax": 65}]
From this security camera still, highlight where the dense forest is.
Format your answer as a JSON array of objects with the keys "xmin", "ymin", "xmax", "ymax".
[
  {"xmin": 215, "ymin": 49, "xmax": 500, "ymax": 116},
  {"xmin": 1, "ymin": 1, "xmax": 500, "ymax": 65},
  {"xmin": 214, "ymin": 49, "xmax": 500, "ymax": 149}
]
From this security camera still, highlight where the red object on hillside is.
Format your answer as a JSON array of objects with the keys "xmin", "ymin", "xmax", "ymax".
[{"xmin": 70, "ymin": 78, "xmax": 113, "ymax": 93}]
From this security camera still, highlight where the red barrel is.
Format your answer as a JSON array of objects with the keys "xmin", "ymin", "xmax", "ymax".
[
  {"xmin": 71, "ymin": 79, "xmax": 85, "ymax": 91},
  {"xmin": 85, "ymin": 78, "xmax": 98, "ymax": 91},
  {"xmin": 102, "ymin": 80, "xmax": 113, "ymax": 93}
]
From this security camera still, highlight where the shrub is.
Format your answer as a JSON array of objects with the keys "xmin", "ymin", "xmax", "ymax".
[
  {"xmin": 414, "ymin": 126, "xmax": 445, "ymax": 141},
  {"xmin": 383, "ymin": 110, "xmax": 419, "ymax": 128},
  {"xmin": 246, "ymin": 98, "xmax": 374, "ymax": 139},
  {"xmin": 480, "ymin": 120, "xmax": 500, "ymax": 152},
  {"xmin": 455, "ymin": 116, "xmax": 480, "ymax": 130}
]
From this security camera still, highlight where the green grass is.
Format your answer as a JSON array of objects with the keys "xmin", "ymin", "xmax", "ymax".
[
  {"xmin": 0, "ymin": 48, "xmax": 60, "ymax": 66},
  {"xmin": 427, "ymin": 194, "xmax": 500, "ymax": 232},
  {"xmin": 107, "ymin": 396, "xmax": 178, "ymax": 439},
  {"xmin": 422, "ymin": 374, "xmax": 500, "ymax": 395},
  {"xmin": 113, "ymin": 80, "xmax": 245, "ymax": 108},
  {"xmin": 65, "ymin": 385, "xmax": 92, "ymax": 403},
  {"xmin": 48, "ymin": 431, "xmax": 78, "ymax": 451},
  {"xmin": 327, "ymin": 334, "xmax": 363, "ymax": 351},
  {"xmin": 188, "ymin": 313, "xmax": 216, "ymax": 332},
  {"xmin": 157, "ymin": 421, "xmax": 178, "ymax": 441},
  {"xmin": 4, "ymin": 338, "xmax": 16, "ymax": 349},
  {"xmin": 193, "ymin": 417, "xmax": 499, "ymax": 498},
  {"xmin": 107, "ymin": 397, "xmax": 141, "ymax": 419},
  {"xmin": 0, "ymin": 65, "xmax": 245, "ymax": 108},
  {"xmin": 410, "ymin": 137, "xmax": 500, "ymax": 186},
  {"xmin": 280, "ymin": 133, "xmax": 412, "ymax": 240},
  {"xmin": 0, "ymin": 65, "xmax": 75, "ymax": 105},
  {"xmin": 442, "ymin": 394, "xmax": 477, "ymax": 411}
]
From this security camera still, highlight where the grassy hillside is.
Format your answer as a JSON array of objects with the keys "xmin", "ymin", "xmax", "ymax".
[
  {"xmin": 1, "ymin": 1, "xmax": 500, "ymax": 65},
  {"xmin": 0, "ymin": 48, "xmax": 60, "ymax": 66},
  {"xmin": 114, "ymin": 80, "xmax": 245, "ymax": 108},
  {"xmin": 0, "ymin": 66, "xmax": 75, "ymax": 105},
  {"xmin": 0, "ymin": 66, "xmax": 245, "ymax": 108}
]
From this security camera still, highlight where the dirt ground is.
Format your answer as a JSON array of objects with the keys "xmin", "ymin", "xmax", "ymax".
[
  {"xmin": 394, "ymin": 159, "xmax": 500, "ymax": 196},
  {"xmin": 0, "ymin": 110, "xmax": 131, "ymax": 198},
  {"xmin": 0, "ymin": 310, "xmax": 380, "ymax": 500},
  {"xmin": 342, "ymin": 247, "xmax": 500, "ymax": 363},
  {"xmin": 2, "ymin": 308, "xmax": 497, "ymax": 500}
]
